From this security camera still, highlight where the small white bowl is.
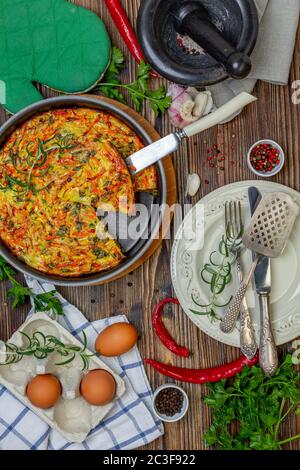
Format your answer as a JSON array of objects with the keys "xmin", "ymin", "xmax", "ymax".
[
  {"xmin": 152, "ymin": 384, "xmax": 189, "ymax": 423},
  {"xmin": 247, "ymin": 139, "xmax": 285, "ymax": 177}
]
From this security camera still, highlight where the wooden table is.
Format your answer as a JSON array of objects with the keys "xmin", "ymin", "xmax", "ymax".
[{"xmin": 0, "ymin": 0, "xmax": 299, "ymax": 451}]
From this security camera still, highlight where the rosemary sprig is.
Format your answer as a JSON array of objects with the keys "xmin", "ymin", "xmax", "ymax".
[
  {"xmin": 1, "ymin": 330, "xmax": 94, "ymax": 371},
  {"xmin": 190, "ymin": 229, "xmax": 242, "ymax": 320},
  {"xmin": 0, "ymin": 255, "xmax": 64, "ymax": 318},
  {"xmin": 2, "ymin": 133, "xmax": 76, "ymax": 195}
]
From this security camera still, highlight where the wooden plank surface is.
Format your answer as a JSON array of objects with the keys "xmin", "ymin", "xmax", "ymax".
[{"xmin": 0, "ymin": 0, "xmax": 299, "ymax": 450}]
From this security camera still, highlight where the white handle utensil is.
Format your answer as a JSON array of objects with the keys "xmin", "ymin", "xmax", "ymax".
[{"xmin": 126, "ymin": 92, "xmax": 257, "ymax": 174}]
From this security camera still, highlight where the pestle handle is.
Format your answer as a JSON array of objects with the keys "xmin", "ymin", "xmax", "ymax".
[{"xmin": 172, "ymin": 2, "xmax": 252, "ymax": 80}]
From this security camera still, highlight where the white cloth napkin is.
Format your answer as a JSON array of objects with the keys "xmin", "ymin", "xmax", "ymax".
[
  {"xmin": 0, "ymin": 278, "xmax": 164, "ymax": 450},
  {"xmin": 207, "ymin": 0, "xmax": 300, "ymax": 107}
]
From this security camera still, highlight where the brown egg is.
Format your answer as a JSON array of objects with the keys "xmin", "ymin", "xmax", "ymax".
[
  {"xmin": 26, "ymin": 374, "xmax": 61, "ymax": 409},
  {"xmin": 95, "ymin": 322, "xmax": 138, "ymax": 357},
  {"xmin": 80, "ymin": 369, "xmax": 116, "ymax": 406}
]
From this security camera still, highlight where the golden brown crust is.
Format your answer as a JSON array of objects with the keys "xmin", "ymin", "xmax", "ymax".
[{"xmin": 0, "ymin": 108, "xmax": 147, "ymax": 277}]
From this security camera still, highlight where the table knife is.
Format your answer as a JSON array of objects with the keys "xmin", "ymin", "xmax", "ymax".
[
  {"xmin": 126, "ymin": 93, "xmax": 257, "ymax": 174},
  {"xmin": 248, "ymin": 187, "xmax": 278, "ymax": 376}
]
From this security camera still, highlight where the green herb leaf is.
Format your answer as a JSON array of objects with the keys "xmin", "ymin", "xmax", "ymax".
[
  {"xmin": 99, "ymin": 47, "xmax": 126, "ymax": 102},
  {"xmin": 0, "ymin": 256, "xmax": 15, "ymax": 281},
  {"xmin": 98, "ymin": 48, "xmax": 171, "ymax": 116},
  {"xmin": 189, "ymin": 309, "xmax": 212, "ymax": 316},
  {"xmin": 1, "ymin": 331, "xmax": 93, "ymax": 370},
  {"xmin": 32, "ymin": 290, "xmax": 64, "ymax": 318},
  {"xmin": 204, "ymin": 354, "xmax": 300, "ymax": 450},
  {"xmin": 0, "ymin": 256, "xmax": 63, "ymax": 316},
  {"xmin": 192, "ymin": 229, "xmax": 241, "ymax": 321},
  {"xmin": 7, "ymin": 280, "xmax": 31, "ymax": 308}
]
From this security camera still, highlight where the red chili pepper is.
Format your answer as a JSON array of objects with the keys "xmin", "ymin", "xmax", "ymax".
[
  {"xmin": 144, "ymin": 353, "xmax": 259, "ymax": 384},
  {"xmin": 152, "ymin": 298, "xmax": 191, "ymax": 358},
  {"xmin": 104, "ymin": 0, "xmax": 158, "ymax": 77}
]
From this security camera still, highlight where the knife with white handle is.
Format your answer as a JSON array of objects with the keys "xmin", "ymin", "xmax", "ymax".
[{"xmin": 126, "ymin": 92, "xmax": 257, "ymax": 174}]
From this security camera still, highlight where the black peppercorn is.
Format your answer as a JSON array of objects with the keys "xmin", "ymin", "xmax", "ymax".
[{"xmin": 155, "ymin": 387, "xmax": 184, "ymax": 417}]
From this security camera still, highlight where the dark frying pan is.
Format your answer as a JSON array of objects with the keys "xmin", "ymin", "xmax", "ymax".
[{"xmin": 0, "ymin": 96, "xmax": 167, "ymax": 286}]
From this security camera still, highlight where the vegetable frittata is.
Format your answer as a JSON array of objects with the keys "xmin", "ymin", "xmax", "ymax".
[{"xmin": 0, "ymin": 108, "xmax": 158, "ymax": 277}]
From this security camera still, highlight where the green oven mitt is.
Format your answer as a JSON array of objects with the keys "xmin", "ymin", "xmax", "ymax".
[{"xmin": 0, "ymin": 0, "xmax": 111, "ymax": 113}]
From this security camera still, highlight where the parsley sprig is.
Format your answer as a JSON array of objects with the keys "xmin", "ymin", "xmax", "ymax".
[
  {"xmin": 98, "ymin": 47, "xmax": 171, "ymax": 117},
  {"xmin": 0, "ymin": 256, "xmax": 63, "ymax": 317},
  {"xmin": 205, "ymin": 354, "xmax": 300, "ymax": 450}
]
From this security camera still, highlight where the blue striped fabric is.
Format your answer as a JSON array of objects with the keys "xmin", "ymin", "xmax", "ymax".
[{"xmin": 0, "ymin": 278, "xmax": 164, "ymax": 450}]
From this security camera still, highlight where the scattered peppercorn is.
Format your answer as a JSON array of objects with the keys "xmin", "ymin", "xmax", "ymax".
[
  {"xmin": 250, "ymin": 143, "xmax": 281, "ymax": 173},
  {"xmin": 155, "ymin": 387, "xmax": 184, "ymax": 417},
  {"xmin": 205, "ymin": 144, "xmax": 226, "ymax": 175}
]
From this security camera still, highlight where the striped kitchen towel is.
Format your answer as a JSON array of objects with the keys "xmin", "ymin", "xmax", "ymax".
[{"xmin": 0, "ymin": 278, "xmax": 164, "ymax": 450}]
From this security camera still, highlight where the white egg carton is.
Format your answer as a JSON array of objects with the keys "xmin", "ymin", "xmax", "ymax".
[{"xmin": 0, "ymin": 313, "xmax": 125, "ymax": 443}]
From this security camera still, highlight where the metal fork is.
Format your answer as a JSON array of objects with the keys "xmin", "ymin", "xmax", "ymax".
[{"xmin": 220, "ymin": 201, "xmax": 257, "ymax": 359}]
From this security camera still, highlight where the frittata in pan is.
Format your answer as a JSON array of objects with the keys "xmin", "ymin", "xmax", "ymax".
[{"xmin": 0, "ymin": 108, "xmax": 158, "ymax": 277}]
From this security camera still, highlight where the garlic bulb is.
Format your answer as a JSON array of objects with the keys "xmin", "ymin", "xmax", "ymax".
[
  {"xmin": 185, "ymin": 173, "xmax": 201, "ymax": 197},
  {"xmin": 168, "ymin": 84, "xmax": 214, "ymax": 128}
]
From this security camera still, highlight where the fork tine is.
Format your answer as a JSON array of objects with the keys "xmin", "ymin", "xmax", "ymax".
[
  {"xmin": 238, "ymin": 201, "xmax": 243, "ymax": 235},
  {"xmin": 229, "ymin": 202, "xmax": 234, "ymax": 237},
  {"xmin": 233, "ymin": 201, "xmax": 238, "ymax": 236},
  {"xmin": 232, "ymin": 202, "xmax": 236, "ymax": 237},
  {"xmin": 225, "ymin": 202, "xmax": 229, "ymax": 231}
]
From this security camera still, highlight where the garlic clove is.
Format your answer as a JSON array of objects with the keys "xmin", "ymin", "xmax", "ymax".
[
  {"xmin": 180, "ymin": 98, "xmax": 199, "ymax": 122},
  {"xmin": 167, "ymin": 85, "xmax": 214, "ymax": 128},
  {"xmin": 193, "ymin": 93, "xmax": 209, "ymax": 118},
  {"xmin": 203, "ymin": 91, "xmax": 214, "ymax": 116},
  {"xmin": 193, "ymin": 91, "xmax": 214, "ymax": 118},
  {"xmin": 185, "ymin": 173, "xmax": 201, "ymax": 197}
]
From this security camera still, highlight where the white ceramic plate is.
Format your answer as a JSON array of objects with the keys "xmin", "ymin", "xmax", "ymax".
[{"xmin": 171, "ymin": 181, "xmax": 300, "ymax": 347}]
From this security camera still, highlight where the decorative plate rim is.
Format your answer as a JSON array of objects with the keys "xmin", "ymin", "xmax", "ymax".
[{"xmin": 171, "ymin": 180, "xmax": 300, "ymax": 348}]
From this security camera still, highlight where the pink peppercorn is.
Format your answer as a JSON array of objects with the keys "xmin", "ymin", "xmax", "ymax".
[{"xmin": 250, "ymin": 143, "xmax": 281, "ymax": 174}]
